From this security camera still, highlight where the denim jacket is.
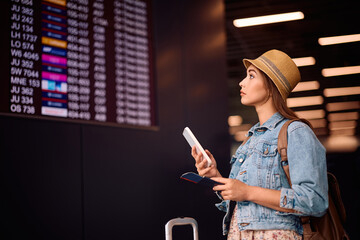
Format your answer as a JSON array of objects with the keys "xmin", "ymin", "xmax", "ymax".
[{"xmin": 216, "ymin": 112, "xmax": 328, "ymax": 235}]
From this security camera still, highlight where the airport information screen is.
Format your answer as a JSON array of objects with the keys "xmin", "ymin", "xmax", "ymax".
[{"xmin": 0, "ymin": 0, "xmax": 156, "ymax": 128}]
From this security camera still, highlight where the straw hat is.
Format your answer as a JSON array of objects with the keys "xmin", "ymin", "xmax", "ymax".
[{"xmin": 243, "ymin": 49, "xmax": 301, "ymax": 101}]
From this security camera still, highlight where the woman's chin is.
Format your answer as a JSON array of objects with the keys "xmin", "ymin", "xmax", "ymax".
[{"xmin": 240, "ymin": 99, "xmax": 250, "ymax": 106}]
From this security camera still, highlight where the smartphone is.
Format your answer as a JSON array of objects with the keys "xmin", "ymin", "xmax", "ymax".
[{"xmin": 183, "ymin": 127, "xmax": 212, "ymax": 167}]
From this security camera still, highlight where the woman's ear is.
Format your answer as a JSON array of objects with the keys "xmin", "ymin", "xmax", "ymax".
[{"xmin": 264, "ymin": 88, "xmax": 273, "ymax": 103}]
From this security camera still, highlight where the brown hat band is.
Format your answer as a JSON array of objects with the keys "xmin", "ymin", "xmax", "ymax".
[{"xmin": 257, "ymin": 55, "xmax": 292, "ymax": 96}]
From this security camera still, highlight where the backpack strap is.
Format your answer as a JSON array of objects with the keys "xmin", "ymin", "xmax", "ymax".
[
  {"xmin": 278, "ymin": 119, "xmax": 312, "ymax": 224},
  {"xmin": 277, "ymin": 119, "xmax": 299, "ymax": 186}
]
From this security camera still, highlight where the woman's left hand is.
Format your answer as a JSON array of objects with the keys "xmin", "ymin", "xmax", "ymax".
[
  {"xmin": 212, "ymin": 177, "xmax": 249, "ymax": 201},
  {"xmin": 213, "ymin": 178, "xmax": 295, "ymax": 213}
]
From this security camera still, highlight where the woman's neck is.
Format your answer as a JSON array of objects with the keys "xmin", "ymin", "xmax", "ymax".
[{"xmin": 255, "ymin": 99, "xmax": 277, "ymax": 125}]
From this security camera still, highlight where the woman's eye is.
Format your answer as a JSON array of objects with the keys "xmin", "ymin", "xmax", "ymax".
[{"xmin": 249, "ymin": 74, "xmax": 254, "ymax": 79}]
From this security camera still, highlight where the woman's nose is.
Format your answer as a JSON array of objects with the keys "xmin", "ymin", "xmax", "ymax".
[{"xmin": 239, "ymin": 79, "xmax": 244, "ymax": 88}]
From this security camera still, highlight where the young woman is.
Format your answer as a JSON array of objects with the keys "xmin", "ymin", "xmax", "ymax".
[{"xmin": 191, "ymin": 50, "xmax": 328, "ymax": 239}]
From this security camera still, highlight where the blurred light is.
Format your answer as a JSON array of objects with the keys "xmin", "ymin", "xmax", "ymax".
[
  {"xmin": 295, "ymin": 109, "xmax": 325, "ymax": 119},
  {"xmin": 326, "ymin": 101, "xmax": 360, "ymax": 112},
  {"xmin": 324, "ymin": 86, "xmax": 360, "ymax": 97},
  {"xmin": 234, "ymin": 131, "xmax": 249, "ymax": 142},
  {"xmin": 292, "ymin": 57, "xmax": 316, "ymax": 67},
  {"xmin": 308, "ymin": 118, "xmax": 327, "ymax": 128},
  {"xmin": 292, "ymin": 81, "xmax": 320, "ymax": 92},
  {"xmin": 330, "ymin": 128, "xmax": 356, "ymax": 136},
  {"xmin": 228, "ymin": 115, "xmax": 243, "ymax": 126},
  {"xmin": 328, "ymin": 112, "xmax": 359, "ymax": 122},
  {"xmin": 229, "ymin": 124, "xmax": 252, "ymax": 135},
  {"xmin": 322, "ymin": 65, "xmax": 360, "ymax": 77},
  {"xmin": 287, "ymin": 96, "xmax": 323, "ymax": 107},
  {"xmin": 323, "ymin": 135, "xmax": 359, "ymax": 152},
  {"xmin": 233, "ymin": 11, "xmax": 304, "ymax": 28},
  {"xmin": 314, "ymin": 128, "xmax": 328, "ymax": 136},
  {"xmin": 318, "ymin": 33, "xmax": 360, "ymax": 46},
  {"xmin": 329, "ymin": 120, "xmax": 357, "ymax": 131}
]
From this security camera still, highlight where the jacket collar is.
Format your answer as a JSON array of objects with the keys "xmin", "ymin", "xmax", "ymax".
[{"xmin": 247, "ymin": 112, "xmax": 284, "ymax": 136}]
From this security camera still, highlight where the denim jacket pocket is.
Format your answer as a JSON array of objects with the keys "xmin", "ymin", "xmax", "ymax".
[{"xmin": 252, "ymin": 141, "xmax": 277, "ymax": 169}]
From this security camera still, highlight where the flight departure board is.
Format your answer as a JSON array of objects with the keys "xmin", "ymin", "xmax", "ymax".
[{"xmin": 0, "ymin": 0, "xmax": 156, "ymax": 128}]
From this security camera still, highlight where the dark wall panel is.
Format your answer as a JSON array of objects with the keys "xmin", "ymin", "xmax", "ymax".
[
  {"xmin": 0, "ymin": 118, "xmax": 83, "ymax": 239},
  {"xmin": 327, "ymin": 151, "xmax": 360, "ymax": 239}
]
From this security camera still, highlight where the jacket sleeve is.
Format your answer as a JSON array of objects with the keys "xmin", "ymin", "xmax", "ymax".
[{"xmin": 277, "ymin": 122, "xmax": 328, "ymax": 217}]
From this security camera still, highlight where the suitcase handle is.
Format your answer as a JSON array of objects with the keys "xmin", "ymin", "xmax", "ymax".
[{"xmin": 165, "ymin": 217, "xmax": 199, "ymax": 240}]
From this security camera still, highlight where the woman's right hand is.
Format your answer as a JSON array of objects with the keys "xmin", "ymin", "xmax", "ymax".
[{"xmin": 191, "ymin": 146, "xmax": 221, "ymax": 178}]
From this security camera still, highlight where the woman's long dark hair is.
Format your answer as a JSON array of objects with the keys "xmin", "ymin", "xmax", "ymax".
[{"xmin": 263, "ymin": 75, "xmax": 313, "ymax": 129}]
